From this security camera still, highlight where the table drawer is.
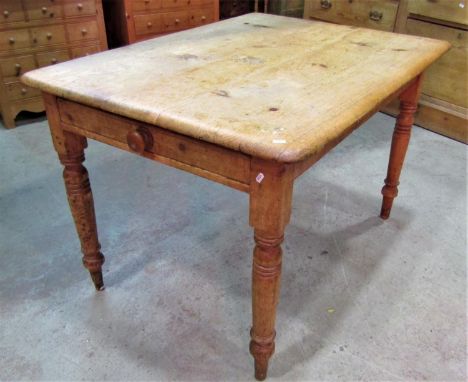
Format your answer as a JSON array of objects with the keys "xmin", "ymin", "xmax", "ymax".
[
  {"xmin": 406, "ymin": 19, "xmax": 467, "ymax": 108},
  {"xmin": 190, "ymin": 7, "xmax": 214, "ymax": 27},
  {"xmin": 305, "ymin": 0, "xmax": 398, "ymax": 31},
  {"xmin": 0, "ymin": 55, "xmax": 36, "ymax": 79},
  {"xmin": 64, "ymin": 0, "xmax": 97, "ymax": 17},
  {"xmin": 162, "ymin": 0, "xmax": 191, "ymax": 9},
  {"xmin": 0, "ymin": 0, "xmax": 26, "ymax": 24},
  {"xmin": 0, "ymin": 29, "xmax": 31, "ymax": 51},
  {"xmin": 190, "ymin": 0, "xmax": 214, "ymax": 6},
  {"xmin": 67, "ymin": 20, "xmax": 99, "ymax": 42},
  {"xmin": 134, "ymin": 14, "xmax": 163, "ymax": 35},
  {"xmin": 36, "ymin": 50, "xmax": 71, "ymax": 67},
  {"xmin": 58, "ymin": 98, "xmax": 250, "ymax": 185},
  {"xmin": 132, "ymin": 0, "xmax": 162, "ymax": 12},
  {"xmin": 71, "ymin": 44, "xmax": 100, "ymax": 58},
  {"xmin": 162, "ymin": 11, "xmax": 189, "ymax": 32},
  {"xmin": 4, "ymin": 81, "xmax": 41, "ymax": 100},
  {"xmin": 31, "ymin": 25, "xmax": 67, "ymax": 47},
  {"xmin": 407, "ymin": 0, "xmax": 468, "ymax": 26},
  {"xmin": 24, "ymin": 0, "xmax": 63, "ymax": 20}
]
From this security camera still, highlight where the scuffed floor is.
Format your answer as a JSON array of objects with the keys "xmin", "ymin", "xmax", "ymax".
[{"xmin": 0, "ymin": 112, "xmax": 466, "ymax": 381}]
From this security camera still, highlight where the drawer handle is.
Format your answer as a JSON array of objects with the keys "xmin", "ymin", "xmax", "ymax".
[
  {"xmin": 144, "ymin": 0, "xmax": 150, "ymax": 3},
  {"xmin": 51, "ymin": 58, "xmax": 57, "ymax": 64},
  {"xmin": 21, "ymin": 88, "xmax": 27, "ymax": 95},
  {"xmin": 8, "ymin": 37, "xmax": 15, "ymax": 44},
  {"xmin": 46, "ymin": 32, "xmax": 52, "ymax": 39},
  {"xmin": 81, "ymin": 28, "xmax": 87, "ymax": 35},
  {"xmin": 15, "ymin": 63, "xmax": 21, "ymax": 75},
  {"xmin": 127, "ymin": 127, "xmax": 153, "ymax": 154},
  {"xmin": 3, "ymin": 10, "xmax": 9, "ymax": 18},
  {"xmin": 320, "ymin": 0, "xmax": 332, "ymax": 9},
  {"xmin": 175, "ymin": 18, "xmax": 180, "ymax": 24},
  {"xmin": 201, "ymin": 15, "xmax": 206, "ymax": 21},
  {"xmin": 77, "ymin": 3, "xmax": 83, "ymax": 10},
  {"xmin": 369, "ymin": 10, "xmax": 383, "ymax": 21},
  {"xmin": 42, "ymin": 6, "xmax": 48, "ymax": 14},
  {"xmin": 147, "ymin": 21, "xmax": 152, "ymax": 27}
]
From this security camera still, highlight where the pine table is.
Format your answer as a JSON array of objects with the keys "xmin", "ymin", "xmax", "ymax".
[{"xmin": 22, "ymin": 13, "xmax": 449, "ymax": 380}]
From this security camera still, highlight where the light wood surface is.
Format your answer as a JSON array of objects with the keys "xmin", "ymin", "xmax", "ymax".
[{"xmin": 22, "ymin": 13, "xmax": 448, "ymax": 162}]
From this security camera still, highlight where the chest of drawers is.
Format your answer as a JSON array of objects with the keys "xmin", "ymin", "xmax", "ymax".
[
  {"xmin": 104, "ymin": 0, "xmax": 219, "ymax": 48},
  {"xmin": 304, "ymin": 0, "xmax": 467, "ymax": 144},
  {"xmin": 0, "ymin": 0, "xmax": 108, "ymax": 129}
]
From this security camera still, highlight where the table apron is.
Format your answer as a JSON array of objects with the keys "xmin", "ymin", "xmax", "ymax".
[{"xmin": 56, "ymin": 97, "xmax": 252, "ymax": 193}]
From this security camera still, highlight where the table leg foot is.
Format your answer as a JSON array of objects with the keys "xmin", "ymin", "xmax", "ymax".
[{"xmin": 380, "ymin": 76, "xmax": 422, "ymax": 219}]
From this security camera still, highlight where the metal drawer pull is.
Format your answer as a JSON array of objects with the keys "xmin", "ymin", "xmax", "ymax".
[
  {"xmin": 8, "ymin": 37, "xmax": 15, "ymax": 44},
  {"xmin": 3, "ymin": 10, "xmax": 9, "ymax": 17},
  {"xmin": 369, "ymin": 10, "xmax": 383, "ymax": 21},
  {"xmin": 320, "ymin": 0, "xmax": 332, "ymax": 9}
]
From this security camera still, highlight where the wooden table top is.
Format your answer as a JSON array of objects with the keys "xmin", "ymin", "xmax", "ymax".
[{"xmin": 22, "ymin": 13, "xmax": 449, "ymax": 163}]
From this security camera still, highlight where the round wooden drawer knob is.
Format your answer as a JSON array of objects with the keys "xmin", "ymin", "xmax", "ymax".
[
  {"xmin": 175, "ymin": 18, "xmax": 180, "ymax": 24},
  {"xmin": 9, "ymin": 37, "xmax": 15, "ymax": 44},
  {"xmin": 147, "ymin": 22, "xmax": 152, "ymax": 27},
  {"xmin": 127, "ymin": 127, "xmax": 153, "ymax": 154},
  {"xmin": 3, "ymin": 10, "xmax": 9, "ymax": 17},
  {"xmin": 42, "ymin": 6, "xmax": 48, "ymax": 13},
  {"xmin": 51, "ymin": 58, "xmax": 57, "ymax": 64},
  {"xmin": 201, "ymin": 15, "xmax": 206, "ymax": 20},
  {"xmin": 77, "ymin": 3, "xmax": 83, "ymax": 10},
  {"xmin": 81, "ymin": 28, "xmax": 87, "ymax": 35},
  {"xmin": 46, "ymin": 32, "xmax": 52, "ymax": 39},
  {"xmin": 21, "ymin": 88, "xmax": 27, "ymax": 95}
]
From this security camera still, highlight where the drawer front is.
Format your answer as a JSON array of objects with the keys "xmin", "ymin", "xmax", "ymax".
[
  {"xmin": 31, "ymin": 25, "xmax": 67, "ymax": 47},
  {"xmin": 5, "ymin": 82, "xmax": 41, "ymax": 100},
  {"xmin": 71, "ymin": 44, "xmax": 100, "ymax": 58},
  {"xmin": 305, "ymin": 0, "xmax": 398, "ymax": 31},
  {"xmin": 134, "ymin": 14, "xmax": 163, "ymax": 35},
  {"xmin": 191, "ymin": 0, "xmax": 214, "ymax": 6},
  {"xmin": 67, "ymin": 20, "xmax": 99, "ymax": 42},
  {"xmin": 162, "ymin": 11, "xmax": 189, "ymax": 32},
  {"xmin": 406, "ymin": 19, "xmax": 467, "ymax": 108},
  {"xmin": 36, "ymin": 50, "xmax": 71, "ymax": 67},
  {"xmin": 58, "ymin": 98, "xmax": 251, "ymax": 185},
  {"xmin": 0, "ymin": 55, "xmax": 36, "ymax": 79},
  {"xmin": 190, "ymin": 7, "xmax": 214, "ymax": 27},
  {"xmin": 132, "ymin": 0, "xmax": 162, "ymax": 12},
  {"xmin": 407, "ymin": 0, "xmax": 468, "ymax": 26},
  {"xmin": 64, "ymin": 0, "xmax": 97, "ymax": 17},
  {"xmin": 24, "ymin": 0, "xmax": 63, "ymax": 20},
  {"xmin": 0, "ymin": 0, "xmax": 25, "ymax": 24},
  {"xmin": 161, "ymin": 0, "xmax": 190, "ymax": 9},
  {"xmin": 0, "ymin": 29, "xmax": 31, "ymax": 51}
]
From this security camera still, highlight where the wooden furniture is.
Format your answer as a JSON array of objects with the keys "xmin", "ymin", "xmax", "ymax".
[
  {"xmin": 220, "ymin": 0, "xmax": 251, "ymax": 20},
  {"xmin": 103, "ymin": 0, "xmax": 219, "ymax": 48},
  {"xmin": 22, "ymin": 13, "xmax": 448, "ymax": 380},
  {"xmin": 0, "ymin": 0, "xmax": 108, "ymax": 129},
  {"xmin": 304, "ymin": 0, "xmax": 467, "ymax": 144}
]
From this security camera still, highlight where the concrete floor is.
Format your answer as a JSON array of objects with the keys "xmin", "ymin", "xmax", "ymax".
[{"xmin": 0, "ymin": 112, "xmax": 466, "ymax": 381}]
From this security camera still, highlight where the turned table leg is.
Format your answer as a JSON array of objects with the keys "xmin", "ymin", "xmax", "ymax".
[
  {"xmin": 380, "ymin": 75, "xmax": 423, "ymax": 219},
  {"xmin": 43, "ymin": 93, "xmax": 105, "ymax": 290},
  {"xmin": 249, "ymin": 159, "xmax": 293, "ymax": 380}
]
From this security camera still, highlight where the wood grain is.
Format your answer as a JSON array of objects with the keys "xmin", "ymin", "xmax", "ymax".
[{"xmin": 21, "ymin": 13, "xmax": 449, "ymax": 162}]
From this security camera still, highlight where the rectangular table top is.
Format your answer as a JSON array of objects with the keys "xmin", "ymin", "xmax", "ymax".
[{"xmin": 22, "ymin": 13, "xmax": 449, "ymax": 163}]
